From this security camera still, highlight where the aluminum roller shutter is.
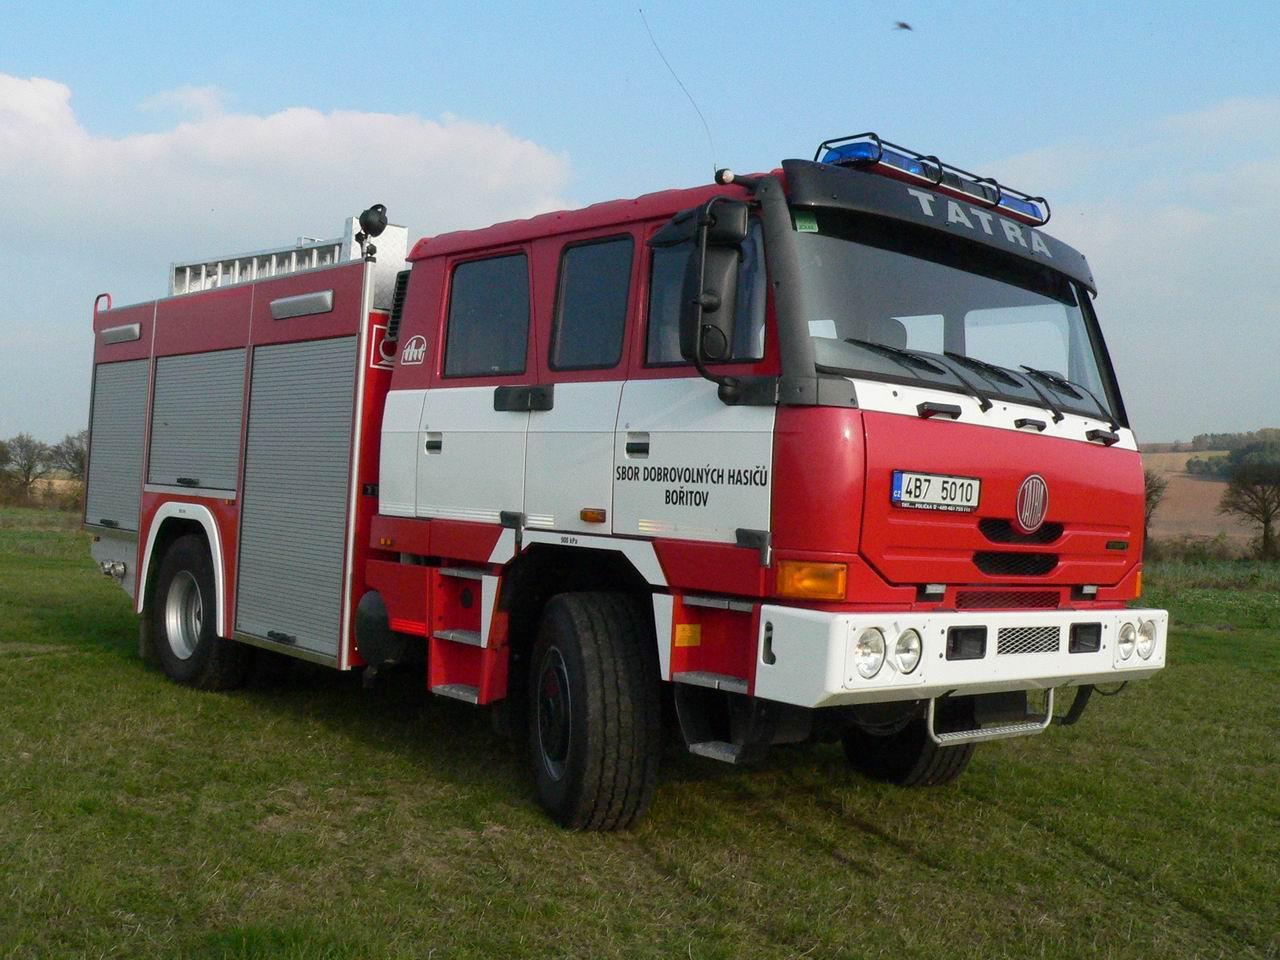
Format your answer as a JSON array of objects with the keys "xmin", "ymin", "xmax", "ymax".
[
  {"xmin": 236, "ymin": 337, "xmax": 356, "ymax": 658},
  {"xmin": 85, "ymin": 359, "xmax": 149, "ymax": 531},
  {"xmin": 147, "ymin": 349, "xmax": 246, "ymax": 490}
]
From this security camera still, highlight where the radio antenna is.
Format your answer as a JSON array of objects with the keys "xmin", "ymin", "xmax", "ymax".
[{"xmin": 639, "ymin": 8, "xmax": 717, "ymax": 180}]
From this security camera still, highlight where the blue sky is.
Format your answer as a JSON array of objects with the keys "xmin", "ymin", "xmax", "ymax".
[{"xmin": 2, "ymin": 0, "xmax": 1279, "ymax": 442}]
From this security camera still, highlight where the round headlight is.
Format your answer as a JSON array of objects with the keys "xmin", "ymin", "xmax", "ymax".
[
  {"xmin": 1117, "ymin": 622, "xmax": 1137, "ymax": 661},
  {"xmin": 854, "ymin": 628, "xmax": 886, "ymax": 679},
  {"xmin": 894, "ymin": 629, "xmax": 922, "ymax": 674},
  {"xmin": 1137, "ymin": 620, "xmax": 1157, "ymax": 660}
]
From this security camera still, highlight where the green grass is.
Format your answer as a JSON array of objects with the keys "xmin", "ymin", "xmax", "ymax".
[{"xmin": 2, "ymin": 506, "xmax": 1277, "ymax": 959}]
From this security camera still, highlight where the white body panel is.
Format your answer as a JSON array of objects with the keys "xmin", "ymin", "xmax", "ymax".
[
  {"xmin": 525, "ymin": 381, "xmax": 622, "ymax": 532},
  {"xmin": 849, "ymin": 377, "xmax": 1138, "ymax": 451},
  {"xmin": 379, "ymin": 388, "xmax": 427, "ymax": 516},
  {"xmin": 417, "ymin": 386, "xmax": 528, "ymax": 523},
  {"xmin": 613, "ymin": 378, "xmax": 776, "ymax": 543},
  {"xmin": 752, "ymin": 605, "xmax": 1167, "ymax": 709}
]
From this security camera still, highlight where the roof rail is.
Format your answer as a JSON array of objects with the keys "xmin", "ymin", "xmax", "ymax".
[{"xmin": 813, "ymin": 132, "xmax": 1051, "ymax": 226}]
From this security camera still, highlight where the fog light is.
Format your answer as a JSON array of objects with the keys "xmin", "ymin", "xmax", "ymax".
[
  {"xmin": 893, "ymin": 629, "xmax": 922, "ymax": 674},
  {"xmin": 1069, "ymin": 622, "xmax": 1102, "ymax": 653},
  {"xmin": 1117, "ymin": 622, "xmax": 1136, "ymax": 661},
  {"xmin": 853, "ymin": 628, "xmax": 886, "ymax": 679},
  {"xmin": 1137, "ymin": 620, "xmax": 1157, "ymax": 659}
]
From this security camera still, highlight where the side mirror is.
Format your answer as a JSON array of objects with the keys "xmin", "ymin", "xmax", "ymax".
[{"xmin": 677, "ymin": 199, "xmax": 749, "ymax": 362}]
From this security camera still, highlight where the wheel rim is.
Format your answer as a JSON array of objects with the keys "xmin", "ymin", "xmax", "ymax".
[
  {"xmin": 535, "ymin": 647, "xmax": 572, "ymax": 781},
  {"xmin": 164, "ymin": 570, "xmax": 204, "ymax": 661}
]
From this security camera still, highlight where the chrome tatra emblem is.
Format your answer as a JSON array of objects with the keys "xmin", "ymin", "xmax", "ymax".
[{"xmin": 1015, "ymin": 474, "xmax": 1049, "ymax": 534}]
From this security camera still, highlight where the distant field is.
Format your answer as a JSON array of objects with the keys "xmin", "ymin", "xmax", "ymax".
[
  {"xmin": 1142, "ymin": 450, "xmax": 1254, "ymax": 548},
  {"xmin": 1, "ymin": 507, "xmax": 1277, "ymax": 959}
]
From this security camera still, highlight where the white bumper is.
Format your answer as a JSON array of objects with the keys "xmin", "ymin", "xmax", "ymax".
[{"xmin": 753, "ymin": 605, "xmax": 1167, "ymax": 709}]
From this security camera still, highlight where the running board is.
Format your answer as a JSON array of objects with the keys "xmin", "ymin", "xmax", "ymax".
[
  {"xmin": 687, "ymin": 741, "xmax": 744, "ymax": 764},
  {"xmin": 672, "ymin": 671, "xmax": 748, "ymax": 695},
  {"xmin": 433, "ymin": 628, "xmax": 482, "ymax": 647},
  {"xmin": 431, "ymin": 683, "xmax": 480, "ymax": 704},
  {"xmin": 927, "ymin": 689, "xmax": 1055, "ymax": 746}
]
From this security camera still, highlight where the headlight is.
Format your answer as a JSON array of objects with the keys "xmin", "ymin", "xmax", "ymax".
[
  {"xmin": 1117, "ymin": 622, "xmax": 1137, "ymax": 661},
  {"xmin": 893, "ymin": 629, "xmax": 922, "ymax": 674},
  {"xmin": 1137, "ymin": 620, "xmax": 1157, "ymax": 660},
  {"xmin": 854, "ymin": 628, "xmax": 886, "ymax": 679}
]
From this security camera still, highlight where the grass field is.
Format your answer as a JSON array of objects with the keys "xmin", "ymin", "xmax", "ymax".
[{"xmin": 1, "ymin": 507, "xmax": 1277, "ymax": 959}]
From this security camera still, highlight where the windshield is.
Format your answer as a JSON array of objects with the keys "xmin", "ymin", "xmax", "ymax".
[{"xmin": 792, "ymin": 209, "xmax": 1118, "ymax": 421}]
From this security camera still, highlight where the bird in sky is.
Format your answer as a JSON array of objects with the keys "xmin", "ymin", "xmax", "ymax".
[{"xmin": 894, "ymin": 21, "xmax": 913, "ymax": 30}]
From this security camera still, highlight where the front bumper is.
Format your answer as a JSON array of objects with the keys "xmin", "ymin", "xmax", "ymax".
[{"xmin": 752, "ymin": 605, "xmax": 1167, "ymax": 709}]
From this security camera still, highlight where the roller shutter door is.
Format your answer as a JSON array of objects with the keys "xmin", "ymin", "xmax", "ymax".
[
  {"xmin": 85, "ymin": 359, "xmax": 149, "ymax": 531},
  {"xmin": 147, "ymin": 349, "xmax": 245, "ymax": 490},
  {"xmin": 236, "ymin": 337, "xmax": 356, "ymax": 658}
]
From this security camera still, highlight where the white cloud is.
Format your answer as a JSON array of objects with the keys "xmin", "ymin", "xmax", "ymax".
[
  {"xmin": 0, "ymin": 73, "xmax": 572, "ymax": 438},
  {"xmin": 138, "ymin": 84, "xmax": 227, "ymax": 117}
]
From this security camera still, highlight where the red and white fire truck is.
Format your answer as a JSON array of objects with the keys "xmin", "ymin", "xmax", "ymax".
[{"xmin": 85, "ymin": 134, "xmax": 1167, "ymax": 829}]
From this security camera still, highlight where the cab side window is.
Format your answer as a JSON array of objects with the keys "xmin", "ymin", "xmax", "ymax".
[
  {"xmin": 550, "ymin": 237, "xmax": 633, "ymax": 370},
  {"xmin": 444, "ymin": 253, "xmax": 529, "ymax": 377},
  {"xmin": 645, "ymin": 221, "xmax": 766, "ymax": 365}
]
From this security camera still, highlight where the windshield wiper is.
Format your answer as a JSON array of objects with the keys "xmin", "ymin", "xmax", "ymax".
[
  {"xmin": 1020, "ymin": 365, "xmax": 1119, "ymax": 430},
  {"xmin": 944, "ymin": 352, "xmax": 1021, "ymax": 388},
  {"xmin": 845, "ymin": 339, "xmax": 993, "ymax": 412},
  {"xmin": 844, "ymin": 338, "xmax": 947, "ymax": 375}
]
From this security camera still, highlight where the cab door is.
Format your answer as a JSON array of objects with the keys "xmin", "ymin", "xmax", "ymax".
[
  {"xmin": 416, "ymin": 252, "xmax": 534, "ymax": 525},
  {"xmin": 524, "ymin": 232, "xmax": 635, "ymax": 534},
  {"xmin": 612, "ymin": 222, "xmax": 776, "ymax": 544}
]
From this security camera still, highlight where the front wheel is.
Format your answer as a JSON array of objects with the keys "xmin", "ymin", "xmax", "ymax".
[
  {"xmin": 842, "ymin": 709, "xmax": 975, "ymax": 787},
  {"xmin": 152, "ymin": 534, "xmax": 251, "ymax": 690},
  {"xmin": 527, "ymin": 593, "xmax": 662, "ymax": 830}
]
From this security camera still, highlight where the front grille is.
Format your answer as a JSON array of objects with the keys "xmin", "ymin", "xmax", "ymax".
[
  {"xmin": 978, "ymin": 518, "xmax": 1063, "ymax": 544},
  {"xmin": 997, "ymin": 626, "xmax": 1062, "ymax": 655},
  {"xmin": 973, "ymin": 551, "xmax": 1059, "ymax": 576},
  {"xmin": 956, "ymin": 590, "xmax": 1059, "ymax": 610}
]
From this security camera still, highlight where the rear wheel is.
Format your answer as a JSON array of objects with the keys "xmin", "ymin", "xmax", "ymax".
[
  {"xmin": 527, "ymin": 593, "xmax": 661, "ymax": 830},
  {"xmin": 152, "ymin": 534, "xmax": 251, "ymax": 690},
  {"xmin": 842, "ymin": 705, "xmax": 975, "ymax": 787}
]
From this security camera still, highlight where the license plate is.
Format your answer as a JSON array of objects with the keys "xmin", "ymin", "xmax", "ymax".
[{"xmin": 891, "ymin": 470, "xmax": 981, "ymax": 513}]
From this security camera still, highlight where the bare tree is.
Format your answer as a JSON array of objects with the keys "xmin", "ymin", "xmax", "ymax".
[
  {"xmin": 49, "ymin": 429, "xmax": 89, "ymax": 481},
  {"xmin": 1218, "ymin": 463, "xmax": 1280, "ymax": 560},
  {"xmin": 5, "ymin": 433, "xmax": 52, "ymax": 497},
  {"xmin": 1143, "ymin": 468, "xmax": 1169, "ymax": 533}
]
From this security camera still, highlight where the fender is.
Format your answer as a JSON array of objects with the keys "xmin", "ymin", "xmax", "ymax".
[{"xmin": 136, "ymin": 502, "xmax": 228, "ymax": 638}]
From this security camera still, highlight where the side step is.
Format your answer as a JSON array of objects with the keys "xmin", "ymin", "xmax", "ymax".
[
  {"xmin": 927, "ymin": 689, "xmax": 1055, "ymax": 745},
  {"xmin": 431, "ymin": 683, "xmax": 480, "ymax": 704},
  {"xmin": 687, "ymin": 741, "xmax": 746, "ymax": 764},
  {"xmin": 433, "ymin": 629, "xmax": 482, "ymax": 647},
  {"xmin": 672, "ymin": 670, "xmax": 748, "ymax": 695}
]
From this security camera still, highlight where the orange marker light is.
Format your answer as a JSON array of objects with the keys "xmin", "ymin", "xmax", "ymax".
[
  {"xmin": 777, "ymin": 561, "xmax": 848, "ymax": 601},
  {"xmin": 1134, "ymin": 570, "xmax": 1142, "ymax": 599},
  {"xmin": 580, "ymin": 508, "xmax": 607, "ymax": 524}
]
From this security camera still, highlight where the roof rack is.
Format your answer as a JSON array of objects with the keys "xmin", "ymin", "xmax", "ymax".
[
  {"xmin": 813, "ymin": 132, "xmax": 1051, "ymax": 226},
  {"xmin": 168, "ymin": 218, "xmax": 408, "ymax": 296}
]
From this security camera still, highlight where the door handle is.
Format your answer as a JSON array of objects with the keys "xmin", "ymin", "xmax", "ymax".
[
  {"xmin": 494, "ymin": 384, "xmax": 554, "ymax": 412},
  {"xmin": 424, "ymin": 432, "xmax": 443, "ymax": 453},
  {"xmin": 625, "ymin": 432, "xmax": 650, "ymax": 458}
]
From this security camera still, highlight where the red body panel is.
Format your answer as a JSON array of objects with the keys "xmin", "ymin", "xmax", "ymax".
[{"xmin": 858, "ymin": 411, "xmax": 1142, "ymax": 588}]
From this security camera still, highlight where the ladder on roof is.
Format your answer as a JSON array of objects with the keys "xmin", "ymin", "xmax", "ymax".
[{"xmin": 168, "ymin": 217, "xmax": 408, "ymax": 296}]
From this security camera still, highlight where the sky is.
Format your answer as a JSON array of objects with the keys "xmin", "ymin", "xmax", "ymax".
[{"xmin": 1, "ymin": 0, "xmax": 1278, "ymax": 444}]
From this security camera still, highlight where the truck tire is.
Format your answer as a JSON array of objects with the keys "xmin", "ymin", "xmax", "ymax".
[
  {"xmin": 527, "ymin": 593, "xmax": 661, "ymax": 830},
  {"xmin": 151, "ymin": 534, "xmax": 251, "ymax": 690},
  {"xmin": 842, "ymin": 717, "xmax": 975, "ymax": 787}
]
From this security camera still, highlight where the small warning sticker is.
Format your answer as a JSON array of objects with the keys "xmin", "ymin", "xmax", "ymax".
[{"xmin": 674, "ymin": 624, "xmax": 702, "ymax": 648}]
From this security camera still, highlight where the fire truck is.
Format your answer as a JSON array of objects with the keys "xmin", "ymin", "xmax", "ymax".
[{"xmin": 85, "ymin": 134, "xmax": 1167, "ymax": 830}]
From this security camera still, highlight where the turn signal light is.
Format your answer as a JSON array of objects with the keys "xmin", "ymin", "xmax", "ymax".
[
  {"xmin": 777, "ymin": 561, "xmax": 847, "ymax": 601},
  {"xmin": 580, "ymin": 508, "xmax": 607, "ymax": 524}
]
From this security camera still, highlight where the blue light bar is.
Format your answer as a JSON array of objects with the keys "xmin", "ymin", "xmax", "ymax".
[{"xmin": 816, "ymin": 133, "xmax": 1050, "ymax": 226}]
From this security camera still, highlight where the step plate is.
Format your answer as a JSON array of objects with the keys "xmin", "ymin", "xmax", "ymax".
[
  {"xmin": 927, "ymin": 689, "xmax": 1055, "ymax": 745},
  {"xmin": 431, "ymin": 683, "xmax": 480, "ymax": 704},
  {"xmin": 672, "ymin": 671, "xmax": 748, "ymax": 695}
]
